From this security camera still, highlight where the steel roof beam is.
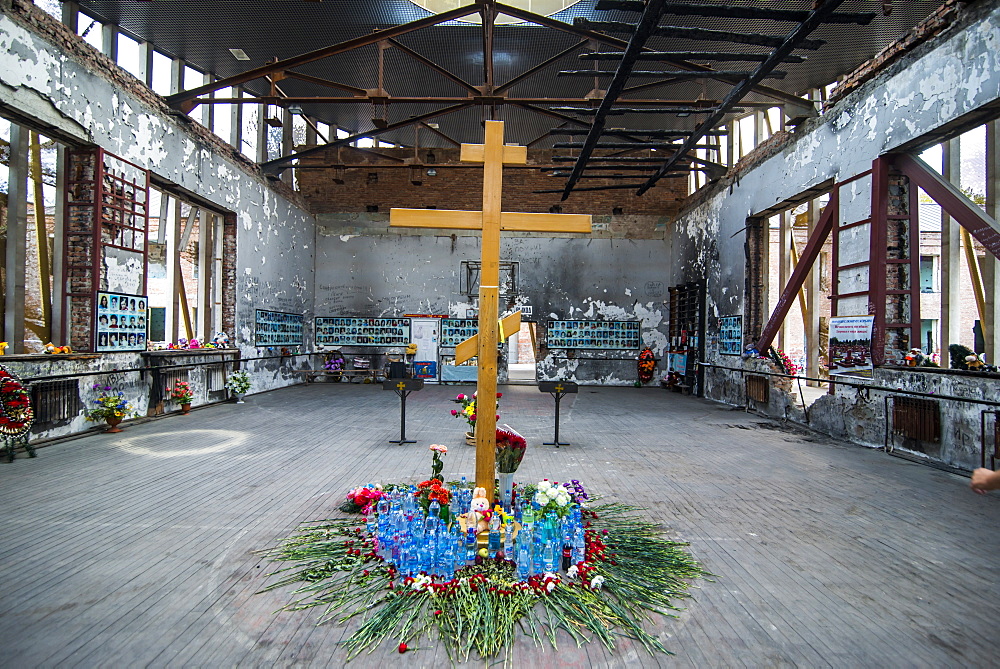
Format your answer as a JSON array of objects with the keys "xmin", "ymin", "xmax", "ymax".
[
  {"xmin": 165, "ymin": 3, "xmax": 482, "ymax": 111},
  {"xmin": 575, "ymin": 19, "xmax": 826, "ymax": 50},
  {"xmin": 557, "ymin": 0, "xmax": 669, "ymax": 200},
  {"xmin": 550, "ymin": 128, "xmax": 727, "ymax": 137},
  {"xmin": 558, "ymin": 69, "xmax": 787, "ymax": 80},
  {"xmin": 580, "ymin": 51, "xmax": 806, "ymax": 64},
  {"xmin": 638, "ymin": 0, "xmax": 849, "ymax": 195},
  {"xmin": 595, "ymin": 1, "xmax": 874, "ymax": 24},
  {"xmin": 551, "ymin": 106, "xmax": 739, "ymax": 115},
  {"xmin": 497, "ymin": 3, "xmax": 818, "ymax": 112},
  {"xmin": 259, "ymin": 102, "xmax": 474, "ymax": 174}
]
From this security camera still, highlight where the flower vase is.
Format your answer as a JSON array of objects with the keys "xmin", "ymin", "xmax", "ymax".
[
  {"xmin": 498, "ymin": 471, "xmax": 515, "ymax": 512},
  {"xmin": 465, "ymin": 431, "xmax": 476, "ymax": 446},
  {"xmin": 104, "ymin": 415, "xmax": 123, "ymax": 433},
  {"xmin": 181, "ymin": 403, "xmax": 191, "ymax": 415},
  {"xmin": 233, "ymin": 393, "xmax": 245, "ymax": 404}
]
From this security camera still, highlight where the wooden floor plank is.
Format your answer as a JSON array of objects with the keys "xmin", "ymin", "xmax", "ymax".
[{"xmin": 2, "ymin": 383, "xmax": 999, "ymax": 666}]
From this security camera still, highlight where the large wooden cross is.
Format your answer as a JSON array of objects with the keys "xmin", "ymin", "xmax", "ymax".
[{"xmin": 390, "ymin": 120, "xmax": 591, "ymax": 501}]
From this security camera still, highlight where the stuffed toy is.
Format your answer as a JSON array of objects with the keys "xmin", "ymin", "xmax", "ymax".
[{"xmin": 467, "ymin": 486, "xmax": 491, "ymax": 533}]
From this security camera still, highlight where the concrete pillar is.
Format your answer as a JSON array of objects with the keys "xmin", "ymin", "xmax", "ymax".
[
  {"xmin": 229, "ymin": 85, "xmax": 244, "ymax": 151},
  {"xmin": 169, "ymin": 57, "xmax": 184, "ymax": 95},
  {"xmin": 61, "ymin": 1, "xmax": 79, "ymax": 32},
  {"xmin": 986, "ymin": 120, "xmax": 1000, "ymax": 363},
  {"xmin": 778, "ymin": 209, "xmax": 792, "ymax": 349},
  {"xmin": 212, "ymin": 214, "xmax": 224, "ymax": 334},
  {"xmin": 940, "ymin": 139, "xmax": 963, "ymax": 364},
  {"xmin": 101, "ymin": 22, "xmax": 117, "ymax": 60},
  {"xmin": 281, "ymin": 108, "xmax": 294, "ymax": 185},
  {"xmin": 137, "ymin": 40, "xmax": 154, "ymax": 88},
  {"xmin": 805, "ymin": 198, "xmax": 822, "ymax": 385},
  {"xmin": 201, "ymin": 73, "xmax": 214, "ymax": 130},
  {"xmin": 727, "ymin": 120, "xmax": 737, "ymax": 167},
  {"xmin": 754, "ymin": 109, "xmax": 767, "ymax": 146},
  {"xmin": 256, "ymin": 104, "xmax": 269, "ymax": 163},
  {"xmin": 4, "ymin": 124, "xmax": 29, "ymax": 352}
]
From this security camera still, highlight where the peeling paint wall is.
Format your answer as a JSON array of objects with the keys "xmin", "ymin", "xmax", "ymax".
[
  {"xmin": 0, "ymin": 5, "xmax": 316, "ymax": 394},
  {"xmin": 670, "ymin": 1, "xmax": 1000, "ymax": 468},
  {"xmin": 315, "ymin": 215, "xmax": 673, "ymax": 385}
]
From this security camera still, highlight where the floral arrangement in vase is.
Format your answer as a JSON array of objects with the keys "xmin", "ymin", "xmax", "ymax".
[
  {"xmin": 415, "ymin": 478, "xmax": 451, "ymax": 523},
  {"xmin": 532, "ymin": 479, "xmax": 575, "ymax": 518},
  {"xmin": 86, "ymin": 384, "xmax": 135, "ymax": 422},
  {"xmin": 225, "ymin": 370, "xmax": 252, "ymax": 395},
  {"xmin": 495, "ymin": 427, "xmax": 526, "ymax": 474},
  {"xmin": 450, "ymin": 391, "xmax": 502, "ymax": 429},
  {"xmin": 170, "ymin": 380, "xmax": 194, "ymax": 404}
]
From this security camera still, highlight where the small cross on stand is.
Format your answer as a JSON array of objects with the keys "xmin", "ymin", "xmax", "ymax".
[
  {"xmin": 382, "ymin": 377, "xmax": 424, "ymax": 444},
  {"xmin": 390, "ymin": 120, "xmax": 591, "ymax": 502}
]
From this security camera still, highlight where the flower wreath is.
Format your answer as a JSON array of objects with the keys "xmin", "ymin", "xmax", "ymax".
[
  {"xmin": 0, "ymin": 364, "xmax": 35, "ymax": 461},
  {"xmin": 0, "ymin": 364, "xmax": 33, "ymax": 438}
]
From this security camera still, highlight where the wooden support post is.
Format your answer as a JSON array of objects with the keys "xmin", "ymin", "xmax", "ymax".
[
  {"xmin": 805, "ymin": 198, "xmax": 822, "ymax": 386},
  {"xmin": 29, "ymin": 131, "xmax": 52, "ymax": 342},
  {"xmin": 197, "ymin": 206, "xmax": 211, "ymax": 341},
  {"xmin": 777, "ymin": 210, "xmax": 791, "ymax": 350},
  {"xmin": 230, "ymin": 85, "xmax": 244, "ymax": 152},
  {"xmin": 165, "ymin": 199, "xmax": 180, "ymax": 341}
]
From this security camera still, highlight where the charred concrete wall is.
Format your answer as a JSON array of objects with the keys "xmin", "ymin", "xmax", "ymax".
[
  {"xmin": 0, "ymin": 2, "xmax": 315, "ymax": 399},
  {"xmin": 675, "ymin": 0, "xmax": 1000, "ymax": 469},
  {"xmin": 315, "ymin": 214, "xmax": 673, "ymax": 385}
]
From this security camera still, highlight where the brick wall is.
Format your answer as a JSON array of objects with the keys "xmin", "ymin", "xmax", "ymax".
[{"xmin": 297, "ymin": 147, "xmax": 688, "ymax": 218}]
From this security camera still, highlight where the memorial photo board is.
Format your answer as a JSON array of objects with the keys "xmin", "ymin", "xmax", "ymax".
[
  {"xmin": 441, "ymin": 318, "xmax": 479, "ymax": 347},
  {"xmin": 546, "ymin": 320, "xmax": 641, "ymax": 350},
  {"xmin": 255, "ymin": 309, "xmax": 304, "ymax": 346},
  {"xmin": 95, "ymin": 291, "xmax": 148, "ymax": 352},
  {"xmin": 315, "ymin": 317, "xmax": 411, "ymax": 347},
  {"xmin": 719, "ymin": 315, "xmax": 743, "ymax": 356}
]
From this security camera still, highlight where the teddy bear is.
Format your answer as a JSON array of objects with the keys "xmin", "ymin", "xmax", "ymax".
[{"xmin": 467, "ymin": 486, "xmax": 491, "ymax": 533}]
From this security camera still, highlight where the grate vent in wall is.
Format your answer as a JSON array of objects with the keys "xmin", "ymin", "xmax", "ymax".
[
  {"xmin": 892, "ymin": 396, "xmax": 940, "ymax": 443},
  {"xmin": 30, "ymin": 380, "xmax": 82, "ymax": 423},
  {"xmin": 746, "ymin": 375, "xmax": 769, "ymax": 404}
]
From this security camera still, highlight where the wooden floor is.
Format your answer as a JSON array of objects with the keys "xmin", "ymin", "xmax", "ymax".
[{"xmin": 2, "ymin": 383, "xmax": 999, "ymax": 668}]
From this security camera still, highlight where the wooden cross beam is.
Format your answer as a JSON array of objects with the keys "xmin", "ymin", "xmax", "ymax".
[{"xmin": 390, "ymin": 120, "xmax": 592, "ymax": 502}]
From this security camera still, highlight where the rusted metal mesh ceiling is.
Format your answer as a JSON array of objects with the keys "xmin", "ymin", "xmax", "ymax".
[{"xmin": 77, "ymin": 0, "xmax": 944, "ymax": 148}]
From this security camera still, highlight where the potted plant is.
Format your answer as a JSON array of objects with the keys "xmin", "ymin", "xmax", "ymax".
[
  {"xmin": 86, "ymin": 384, "xmax": 135, "ymax": 433},
  {"xmin": 170, "ymin": 380, "xmax": 194, "ymax": 414},
  {"xmin": 225, "ymin": 370, "xmax": 251, "ymax": 403}
]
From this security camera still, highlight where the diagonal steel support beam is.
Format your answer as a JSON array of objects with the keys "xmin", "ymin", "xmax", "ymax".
[
  {"xmin": 166, "ymin": 4, "xmax": 482, "ymax": 111},
  {"xmin": 895, "ymin": 153, "xmax": 1000, "ymax": 260},
  {"xmin": 259, "ymin": 103, "xmax": 474, "ymax": 174},
  {"xmin": 754, "ymin": 192, "xmax": 837, "ymax": 354},
  {"xmin": 387, "ymin": 38, "xmax": 481, "ymax": 96}
]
